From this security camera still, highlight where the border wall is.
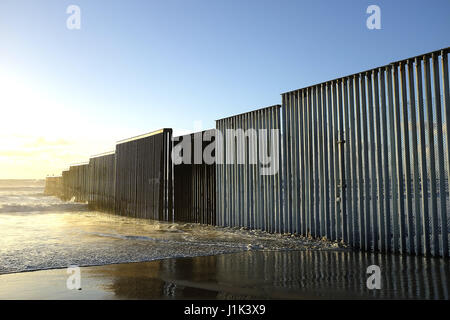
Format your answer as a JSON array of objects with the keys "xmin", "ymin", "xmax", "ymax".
[
  {"xmin": 44, "ymin": 176, "xmax": 63, "ymax": 197},
  {"xmin": 60, "ymin": 163, "xmax": 89, "ymax": 202},
  {"xmin": 216, "ymin": 105, "xmax": 282, "ymax": 232},
  {"xmin": 88, "ymin": 151, "xmax": 116, "ymax": 212},
  {"xmin": 114, "ymin": 129, "xmax": 173, "ymax": 221},
  {"xmin": 281, "ymin": 48, "xmax": 449, "ymax": 257},
  {"xmin": 44, "ymin": 47, "xmax": 450, "ymax": 257},
  {"xmin": 173, "ymin": 129, "xmax": 216, "ymax": 224}
]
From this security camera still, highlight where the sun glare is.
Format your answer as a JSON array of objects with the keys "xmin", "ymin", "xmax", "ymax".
[{"xmin": 0, "ymin": 72, "xmax": 114, "ymax": 179}]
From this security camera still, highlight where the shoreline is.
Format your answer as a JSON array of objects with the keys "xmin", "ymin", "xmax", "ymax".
[
  {"xmin": 0, "ymin": 245, "xmax": 349, "ymax": 276},
  {"xmin": 1, "ymin": 249, "xmax": 448, "ymax": 300}
]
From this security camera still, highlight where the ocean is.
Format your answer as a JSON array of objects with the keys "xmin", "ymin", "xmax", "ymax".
[
  {"xmin": 0, "ymin": 179, "xmax": 336, "ymax": 275},
  {"xmin": 1, "ymin": 179, "xmax": 449, "ymax": 299}
]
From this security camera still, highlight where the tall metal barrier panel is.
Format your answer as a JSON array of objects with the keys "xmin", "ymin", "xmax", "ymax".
[
  {"xmin": 44, "ymin": 176, "xmax": 63, "ymax": 197},
  {"xmin": 73, "ymin": 163, "xmax": 89, "ymax": 202},
  {"xmin": 216, "ymin": 105, "xmax": 283, "ymax": 232},
  {"xmin": 114, "ymin": 128, "xmax": 174, "ymax": 221},
  {"xmin": 173, "ymin": 129, "xmax": 216, "ymax": 225},
  {"xmin": 61, "ymin": 163, "xmax": 89, "ymax": 202},
  {"xmin": 282, "ymin": 48, "xmax": 449, "ymax": 257},
  {"xmin": 88, "ymin": 151, "xmax": 116, "ymax": 212},
  {"xmin": 62, "ymin": 170, "xmax": 70, "ymax": 200}
]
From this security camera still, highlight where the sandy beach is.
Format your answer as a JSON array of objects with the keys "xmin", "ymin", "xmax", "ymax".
[{"xmin": 1, "ymin": 250, "xmax": 449, "ymax": 300}]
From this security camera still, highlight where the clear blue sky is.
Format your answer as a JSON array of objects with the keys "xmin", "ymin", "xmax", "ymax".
[{"xmin": 0, "ymin": 0, "xmax": 449, "ymax": 178}]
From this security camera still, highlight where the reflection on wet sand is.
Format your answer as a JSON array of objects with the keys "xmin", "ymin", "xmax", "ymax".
[{"xmin": 86, "ymin": 250, "xmax": 449, "ymax": 300}]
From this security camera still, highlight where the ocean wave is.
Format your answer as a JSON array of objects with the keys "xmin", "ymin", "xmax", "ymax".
[
  {"xmin": 0, "ymin": 179, "xmax": 44, "ymax": 186},
  {"xmin": 0, "ymin": 187, "xmax": 44, "ymax": 192},
  {"xmin": 85, "ymin": 231, "xmax": 254, "ymax": 250},
  {"xmin": 0, "ymin": 185, "xmax": 343, "ymax": 275},
  {"xmin": 0, "ymin": 202, "xmax": 88, "ymax": 214},
  {"xmin": 0, "ymin": 192, "xmax": 46, "ymax": 197}
]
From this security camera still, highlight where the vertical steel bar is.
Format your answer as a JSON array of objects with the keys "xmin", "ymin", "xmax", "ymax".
[
  {"xmin": 432, "ymin": 52, "xmax": 448, "ymax": 257},
  {"xmin": 360, "ymin": 74, "xmax": 371, "ymax": 251},
  {"xmin": 331, "ymin": 81, "xmax": 339, "ymax": 240},
  {"xmin": 424, "ymin": 55, "xmax": 440, "ymax": 256},
  {"xmin": 267, "ymin": 108, "xmax": 273, "ymax": 232},
  {"xmin": 217, "ymin": 122, "xmax": 221, "ymax": 226},
  {"xmin": 262, "ymin": 110, "xmax": 267, "ymax": 231},
  {"xmin": 354, "ymin": 75, "xmax": 365, "ymax": 249},
  {"xmin": 243, "ymin": 114, "xmax": 248, "ymax": 228},
  {"xmin": 400, "ymin": 61, "xmax": 414, "ymax": 254},
  {"xmin": 276, "ymin": 106, "xmax": 283, "ymax": 234},
  {"xmin": 393, "ymin": 63, "xmax": 407, "ymax": 252},
  {"xmin": 367, "ymin": 71, "xmax": 379, "ymax": 251},
  {"xmin": 268, "ymin": 107, "xmax": 277, "ymax": 232},
  {"xmin": 322, "ymin": 84, "xmax": 330, "ymax": 240},
  {"xmin": 235, "ymin": 116, "xmax": 240, "ymax": 228},
  {"xmin": 291, "ymin": 94, "xmax": 298, "ymax": 234},
  {"xmin": 299, "ymin": 91, "xmax": 307, "ymax": 236},
  {"xmin": 227, "ymin": 118, "xmax": 231, "ymax": 227},
  {"xmin": 310, "ymin": 87, "xmax": 316, "ymax": 235},
  {"xmin": 318, "ymin": 84, "xmax": 325, "ymax": 237},
  {"xmin": 252, "ymin": 113, "xmax": 257, "ymax": 230},
  {"xmin": 374, "ymin": 69, "xmax": 387, "ymax": 252},
  {"xmin": 343, "ymin": 78, "xmax": 352, "ymax": 244},
  {"xmin": 313, "ymin": 86, "xmax": 320, "ymax": 237},
  {"xmin": 441, "ymin": 49, "xmax": 450, "ymax": 257},
  {"xmin": 326, "ymin": 82, "xmax": 334, "ymax": 239},
  {"xmin": 258, "ymin": 110, "xmax": 264, "ymax": 230},
  {"xmin": 387, "ymin": 66, "xmax": 400, "ymax": 252},
  {"xmin": 307, "ymin": 88, "xmax": 313, "ymax": 235},
  {"xmin": 222, "ymin": 119, "xmax": 226, "ymax": 226},
  {"xmin": 415, "ymin": 57, "xmax": 430, "ymax": 255},
  {"xmin": 222, "ymin": 120, "xmax": 226, "ymax": 226},
  {"xmin": 281, "ymin": 95, "xmax": 288, "ymax": 233},
  {"xmin": 408, "ymin": 60, "xmax": 422, "ymax": 255},
  {"xmin": 293, "ymin": 93, "xmax": 301, "ymax": 234},
  {"xmin": 251, "ymin": 113, "xmax": 256, "ymax": 230},
  {"xmin": 348, "ymin": 77, "xmax": 358, "ymax": 247},
  {"xmin": 285, "ymin": 95, "xmax": 292, "ymax": 233},
  {"xmin": 275, "ymin": 106, "xmax": 280, "ymax": 233},
  {"xmin": 337, "ymin": 80, "xmax": 346, "ymax": 240}
]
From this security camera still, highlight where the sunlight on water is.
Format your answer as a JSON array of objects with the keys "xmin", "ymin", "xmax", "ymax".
[
  {"xmin": 1, "ymin": 180, "xmax": 449, "ymax": 299},
  {"xmin": 0, "ymin": 180, "xmax": 339, "ymax": 275}
]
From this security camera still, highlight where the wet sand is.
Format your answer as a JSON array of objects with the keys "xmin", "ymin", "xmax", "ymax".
[{"xmin": 0, "ymin": 250, "xmax": 448, "ymax": 300}]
